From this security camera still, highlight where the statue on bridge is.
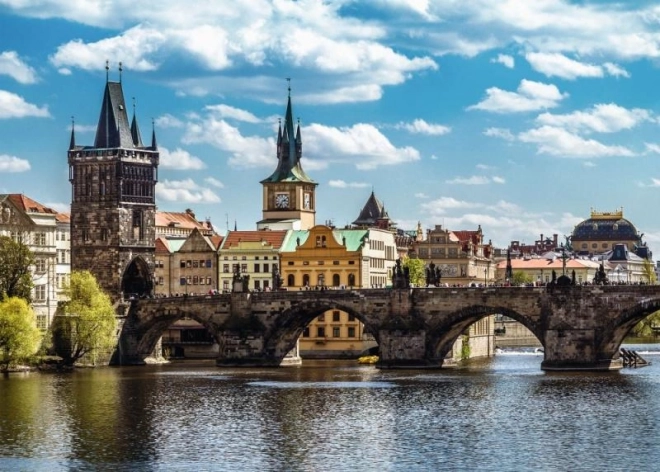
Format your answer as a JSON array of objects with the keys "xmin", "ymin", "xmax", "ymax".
[
  {"xmin": 232, "ymin": 264, "xmax": 251, "ymax": 292},
  {"xmin": 593, "ymin": 263, "xmax": 609, "ymax": 285},
  {"xmin": 392, "ymin": 258, "xmax": 410, "ymax": 289},
  {"xmin": 425, "ymin": 262, "xmax": 442, "ymax": 287}
]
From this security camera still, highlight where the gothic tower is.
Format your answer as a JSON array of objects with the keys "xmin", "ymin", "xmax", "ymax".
[
  {"xmin": 258, "ymin": 84, "xmax": 317, "ymax": 230},
  {"xmin": 68, "ymin": 65, "xmax": 159, "ymax": 301}
]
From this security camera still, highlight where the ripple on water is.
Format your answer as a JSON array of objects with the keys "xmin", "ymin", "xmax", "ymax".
[{"xmin": 247, "ymin": 380, "xmax": 396, "ymax": 388}]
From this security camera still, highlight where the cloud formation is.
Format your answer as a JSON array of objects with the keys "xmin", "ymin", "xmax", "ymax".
[{"xmin": 468, "ymin": 80, "xmax": 568, "ymax": 113}]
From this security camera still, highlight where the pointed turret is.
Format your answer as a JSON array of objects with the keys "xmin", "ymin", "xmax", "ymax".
[
  {"xmin": 353, "ymin": 190, "xmax": 391, "ymax": 228},
  {"xmin": 130, "ymin": 100, "xmax": 143, "ymax": 147},
  {"xmin": 151, "ymin": 119, "xmax": 158, "ymax": 150},
  {"xmin": 94, "ymin": 81, "xmax": 134, "ymax": 149},
  {"xmin": 69, "ymin": 118, "xmax": 76, "ymax": 150},
  {"xmin": 261, "ymin": 83, "xmax": 314, "ymax": 184}
]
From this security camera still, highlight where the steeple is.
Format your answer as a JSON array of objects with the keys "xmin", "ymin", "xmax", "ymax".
[
  {"xmin": 69, "ymin": 117, "xmax": 76, "ymax": 150},
  {"xmin": 94, "ymin": 79, "xmax": 134, "ymax": 149},
  {"xmin": 261, "ymin": 80, "xmax": 314, "ymax": 184},
  {"xmin": 151, "ymin": 119, "xmax": 158, "ymax": 150},
  {"xmin": 130, "ymin": 98, "xmax": 143, "ymax": 147}
]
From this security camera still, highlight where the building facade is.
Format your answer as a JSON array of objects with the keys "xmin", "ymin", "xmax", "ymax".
[
  {"xmin": 68, "ymin": 70, "xmax": 158, "ymax": 301},
  {"xmin": 0, "ymin": 194, "xmax": 70, "ymax": 329}
]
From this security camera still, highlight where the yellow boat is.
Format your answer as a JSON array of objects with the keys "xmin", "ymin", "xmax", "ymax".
[{"xmin": 357, "ymin": 355, "xmax": 379, "ymax": 364}]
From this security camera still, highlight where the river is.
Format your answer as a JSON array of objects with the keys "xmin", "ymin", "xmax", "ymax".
[{"xmin": 2, "ymin": 346, "xmax": 660, "ymax": 471}]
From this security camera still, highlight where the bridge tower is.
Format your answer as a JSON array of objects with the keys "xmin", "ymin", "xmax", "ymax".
[
  {"xmin": 68, "ymin": 63, "xmax": 159, "ymax": 301},
  {"xmin": 258, "ymin": 81, "xmax": 317, "ymax": 231}
]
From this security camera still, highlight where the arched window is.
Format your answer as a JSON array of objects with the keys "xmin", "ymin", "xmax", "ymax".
[
  {"xmin": 348, "ymin": 274, "xmax": 356, "ymax": 287},
  {"xmin": 303, "ymin": 274, "xmax": 310, "ymax": 287},
  {"xmin": 332, "ymin": 274, "xmax": 340, "ymax": 287},
  {"xmin": 287, "ymin": 274, "xmax": 295, "ymax": 287}
]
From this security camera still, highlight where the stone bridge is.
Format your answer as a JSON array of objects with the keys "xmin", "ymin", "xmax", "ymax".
[{"xmin": 115, "ymin": 285, "xmax": 660, "ymax": 371}]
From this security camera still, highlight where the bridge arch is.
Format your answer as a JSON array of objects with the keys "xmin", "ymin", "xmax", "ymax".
[
  {"xmin": 597, "ymin": 296, "xmax": 660, "ymax": 359},
  {"xmin": 130, "ymin": 305, "xmax": 222, "ymax": 362},
  {"xmin": 121, "ymin": 256, "xmax": 153, "ymax": 299},
  {"xmin": 426, "ymin": 305, "xmax": 543, "ymax": 361},
  {"xmin": 263, "ymin": 299, "xmax": 378, "ymax": 359}
]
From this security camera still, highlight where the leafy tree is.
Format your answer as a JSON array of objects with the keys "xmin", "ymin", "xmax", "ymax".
[
  {"xmin": 511, "ymin": 271, "xmax": 533, "ymax": 285},
  {"xmin": 642, "ymin": 259, "xmax": 657, "ymax": 285},
  {"xmin": 630, "ymin": 310, "xmax": 660, "ymax": 338},
  {"xmin": 0, "ymin": 297, "xmax": 41, "ymax": 371},
  {"xmin": 52, "ymin": 271, "xmax": 117, "ymax": 366},
  {"xmin": 402, "ymin": 257, "xmax": 426, "ymax": 287},
  {"xmin": 0, "ymin": 236, "xmax": 34, "ymax": 302}
]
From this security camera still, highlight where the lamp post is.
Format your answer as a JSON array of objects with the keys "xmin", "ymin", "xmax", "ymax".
[{"xmin": 484, "ymin": 268, "xmax": 487, "ymax": 286}]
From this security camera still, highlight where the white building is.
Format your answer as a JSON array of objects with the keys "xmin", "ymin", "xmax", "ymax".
[{"xmin": 0, "ymin": 194, "xmax": 70, "ymax": 329}]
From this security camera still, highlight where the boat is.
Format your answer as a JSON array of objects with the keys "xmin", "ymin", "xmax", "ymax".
[{"xmin": 357, "ymin": 355, "xmax": 378, "ymax": 364}]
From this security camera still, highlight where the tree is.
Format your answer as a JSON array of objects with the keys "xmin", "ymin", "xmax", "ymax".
[
  {"xmin": 642, "ymin": 259, "xmax": 657, "ymax": 285},
  {"xmin": 52, "ymin": 271, "xmax": 117, "ymax": 366},
  {"xmin": 402, "ymin": 257, "xmax": 426, "ymax": 287},
  {"xmin": 511, "ymin": 271, "xmax": 533, "ymax": 285},
  {"xmin": 0, "ymin": 236, "xmax": 34, "ymax": 302},
  {"xmin": 0, "ymin": 297, "xmax": 41, "ymax": 371}
]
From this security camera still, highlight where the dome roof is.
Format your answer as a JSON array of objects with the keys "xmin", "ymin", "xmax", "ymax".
[{"xmin": 572, "ymin": 215, "xmax": 639, "ymax": 242}]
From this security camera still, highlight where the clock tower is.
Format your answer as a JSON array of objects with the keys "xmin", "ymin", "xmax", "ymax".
[{"xmin": 258, "ymin": 84, "xmax": 317, "ymax": 230}]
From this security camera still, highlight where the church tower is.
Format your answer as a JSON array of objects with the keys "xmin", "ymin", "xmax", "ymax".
[
  {"xmin": 258, "ymin": 83, "xmax": 317, "ymax": 230},
  {"xmin": 68, "ymin": 63, "xmax": 159, "ymax": 301}
]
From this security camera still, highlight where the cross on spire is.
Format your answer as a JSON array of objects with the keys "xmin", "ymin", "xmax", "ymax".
[
  {"xmin": 286, "ymin": 77, "xmax": 291, "ymax": 96},
  {"xmin": 105, "ymin": 60, "xmax": 109, "ymax": 82}
]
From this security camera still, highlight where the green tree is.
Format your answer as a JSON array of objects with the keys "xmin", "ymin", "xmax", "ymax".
[
  {"xmin": 402, "ymin": 257, "xmax": 426, "ymax": 287},
  {"xmin": 52, "ymin": 271, "xmax": 117, "ymax": 366},
  {"xmin": 0, "ymin": 236, "xmax": 34, "ymax": 302},
  {"xmin": 511, "ymin": 271, "xmax": 534, "ymax": 285},
  {"xmin": 0, "ymin": 297, "xmax": 42, "ymax": 371},
  {"xmin": 630, "ymin": 310, "xmax": 660, "ymax": 338},
  {"xmin": 642, "ymin": 259, "xmax": 657, "ymax": 285}
]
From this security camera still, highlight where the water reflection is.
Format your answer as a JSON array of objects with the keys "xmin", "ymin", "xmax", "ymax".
[{"xmin": 2, "ymin": 354, "xmax": 660, "ymax": 471}]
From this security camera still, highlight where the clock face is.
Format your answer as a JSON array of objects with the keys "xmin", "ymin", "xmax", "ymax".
[
  {"xmin": 303, "ymin": 193, "xmax": 311, "ymax": 209},
  {"xmin": 275, "ymin": 193, "xmax": 289, "ymax": 208}
]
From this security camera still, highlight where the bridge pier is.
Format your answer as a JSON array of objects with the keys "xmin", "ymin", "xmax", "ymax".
[
  {"xmin": 541, "ymin": 328, "xmax": 623, "ymax": 371},
  {"xmin": 376, "ymin": 329, "xmax": 443, "ymax": 369}
]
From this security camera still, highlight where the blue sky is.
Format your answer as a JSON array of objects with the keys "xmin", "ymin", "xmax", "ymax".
[{"xmin": 2, "ymin": 0, "xmax": 660, "ymax": 250}]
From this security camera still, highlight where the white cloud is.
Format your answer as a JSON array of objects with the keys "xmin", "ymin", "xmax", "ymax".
[
  {"xmin": 519, "ymin": 126, "xmax": 635, "ymax": 158},
  {"xmin": 0, "ymin": 154, "xmax": 30, "ymax": 172},
  {"xmin": 395, "ymin": 119, "xmax": 451, "ymax": 135},
  {"xmin": 50, "ymin": 25, "xmax": 166, "ymax": 72},
  {"xmin": 476, "ymin": 164, "xmax": 495, "ymax": 170},
  {"xmin": 328, "ymin": 180, "xmax": 370, "ymax": 188},
  {"xmin": 526, "ymin": 52, "xmax": 632, "ymax": 80},
  {"xmin": 492, "ymin": 176, "xmax": 506, "ymax": 184},
  {"xmin": 468, "ymin": 79, "xmax": 568, "ymax": 113},
  {"xmin": 205, "ymin": 104, "xmax": 262, "ymax": 123},
  {"xmin": 0, "ymin": 51, "xmax": 37, "ymax": 84},
  {"xmin": 537, "ymin": 104, "xmax": 652, "ymax": 133},
  {"xmin": 156, "ymin": 114, "xmax": 185, "ymax": 128},
  {"xmin": 0, "ymin": 90, "xmax": 49, "ymax": 119},
  {"xmin": 491, "ymin": 53, "xmax": 514, "ymax": 68},
  {"xmin": 204, "ymin": 177, "xmax": 224, "ymax": 188},
  {"xmin": 419, "ymin": 196, "xmax": 481, "ymax": 216},
  {"xmin": 305, "ymin": 123, "xmax": 421, "ymax": 170},
  {"xmin": 183, "ymin": 115, "xmax": 274, "ymax": 169},
  {"xmin": 645, "ymin": 143, "xmax": 660, "ymax": 154},
  {"xmin": 583, "ymin": 161, "xmax": 596, "ymax": 168},
  {"xmin": 446, "ymin": 176, "xmax": 491, "ymax": 185},
  {"xmin": 159, "ymin": 147, "xmax": 206, "ymax": 170},
  {"xmin": 156, "ymin": 178, "xmax": 221, "ymax": 203},
  {"xmin": 484, "ymin": 127, "xmax": 515, "ymax": 141},
  {"xmin": 414, "ymin": 192, "xmax": 429, "ymax": 199}
]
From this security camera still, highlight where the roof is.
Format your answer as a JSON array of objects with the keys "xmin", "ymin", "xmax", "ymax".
[
  {"xmin": 155, "ymin": 237, "xmax": 171, "ymax": 253},
  {"xmin": 496, "ymin": 258, "xmax": 601, "ymax": 270},
  {"xmin": 352, "ymin": 191, "xmax": 389, "ymax": 226},
  {"xmin": 280, "ymin": 227, "xmax": 368, "ymax": 252},
  {"xmin": 452, "ymin": 230, "xmax": 481, "ymax": 245},
  {"xmin": 209, "ymin": 235, "xmax": 223, "ymax": 250},
  {"xmin": 220, "ymin": 230, "xmax": 288, "ymax": 250},
  {"xmin": 94, "ymin": 81, "xmax": 135, "ymax": 149},
  {"xmin": 261, "ymin": 91, "xmax": 315, "ymax": 184},
  {"xmin": 156, "ymin": 211, "xmax": 210, "ymax": 232},
  {"xmin": 572, "ymin": 210, "xmax": 639, "ymax": 242},
  {"xmin": 5, "ymin": 194, "xmax": 59, "ymax": 215},
  {"xmin": 56, "ymin": 213, "xmax": 70, "ymax": 223}
]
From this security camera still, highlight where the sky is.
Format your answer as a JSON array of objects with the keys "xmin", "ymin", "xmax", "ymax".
[{"xmin": 2, "ymin": 1, "xmax": 660, "ymax": 251}]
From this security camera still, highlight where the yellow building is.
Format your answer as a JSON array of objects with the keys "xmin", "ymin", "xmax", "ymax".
[{"xmin": 280, "ymin": 225, "xmax": 397, "ymax": 358}]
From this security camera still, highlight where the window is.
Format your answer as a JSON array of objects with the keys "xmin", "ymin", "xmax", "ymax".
[
  {"xmin": 36, "ymin": 315, "xmax": 48, "ymax": 330},
  {"xmin": 302, "ymin": 327, "xmax": 309, "ymax": 337},
  {"xmin": 101, "ymin": 228, "xmax": 108, "ymax": 241},
  {"xmin": 35, "ymin": 285, "xmax": 46, "ymax": 301},
  {"xmin": 180, "ymin": 277, "xmax": 186, "ymax": 286},
  {"xmin": 206, "ymin": 260, "xmax": 212, "ymax": 268},
  {"xmin": 317, "ymin": 327, "xmax": 325, "ymax": 337},
  {"xmin": 158, "ymin": 276, "xmax": 164, "ymax": 285},
  {"xmin": 592, "ymin": 243, "xmax": 598, "ymax": 249},
  {"xmin": 223, "ymin": 280, "xmax": 229, "ymax": 291},
  {"xmin": 348, "ymin": 327, "xmax": 356, "ymax": 338},
  {"xmin": 193, "ymin": 260, "xmax": 199, "ymax": 268},
  {"xmin": 241, "ymin": 264, "xmax": 248, "ymax": 273},
  {"xmin": 35, "ymin": 259, "xmax": 46, "ymax": 272},
  {"xmin": 254, "ymin": 280, "xmax": 261, "ymax": 291},
  {"xmin": 348, "ymin": 274, "xmax": 356, "ymax": 286},
  {"xmin": 206, "ymin": 277, "xmax": 212, "ymax": 285},
  {"xmin": 193, "ymin": 276, "xmax": 199, "ymax": 285},
  {"xmin": 34, "ymin": 232, "xmax": 46, "ymax": 246},
  {"xmin": 332, "ymin": 274, "xmax": 340, "ymax": 287},
  {"xmin": 318, "ymin": 314, "xmax": 325, "ymax": 322},
  {"xmin": 223, "ymin": 264, "xmax": 229, "ymax": 273},
  {"xmin": 263, "ymin": 280, "xmax": 269, "ymax": 290},
  {"xmin": 287, "ymin": 274, "xmax": 295, "ymax": 286},
  {"xmin": 333, "ymin": 327, "xmax": 340, "ymax": 338},
  {"xmin": 332, "ymin": 311, "xmax": 340, "ymax": 322},
  {"xmin": 263, "ymin": 263, "xmax": 269, "ymax": 273},
  {"xmin": 254, "ymin": 264, "xmax": 260, "ymax": 273},
  {"xmin": 180, "ymin": 261, "xmax": 186, "ymax": 268},
  {"xmin": 348, "ymin": 314, "xmax": 356, "ymax": 322}
]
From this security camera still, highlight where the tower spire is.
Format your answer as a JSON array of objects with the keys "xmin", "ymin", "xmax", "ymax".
[
  {"xmin": 105, "ymin": 60, "xmax": 109, "ymax": 82},
  {"xmin": 119, "ymin": 61, "xmax": 123, "ymax": 83},
  {"xmin": 130, "ymin": 97, "xmax": 143, "ymax": 146},
  {"xmin": 69, "ymin": 116, "xmax": 76, "ymax": 150},
  {"xmin": 151, "ymin": 118, "xmax": 158, "ymax": 150}
]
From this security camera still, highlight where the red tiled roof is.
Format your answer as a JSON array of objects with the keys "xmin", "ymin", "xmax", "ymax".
[
  {"xmin": 453, "ymin": 230, "xmax": 481, "ymax": 244},
  {"xmin": 210, "ymin": 235, "xmax": 223, "ymax": 250},
  {"xmin": 156, "ymin": 211, "xmax": 209, "ymax": 231},
  {"xmin": 155, "ymin": 237, "xmax": 171, "ymax": 253},
  {"xmin": 56, "ymin": 213, "xmax": 70, "ymax": 223},
  {"xmin": 7, "ymin": 194, "xmax": 58, "ymax": 215},
  {"xmin": 222, "ymin": 230, "xmax": 288, "ymax": 249},
  {"xmin": 496, "ymin": 258, "xmax": 599, "ymax": 270}
]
